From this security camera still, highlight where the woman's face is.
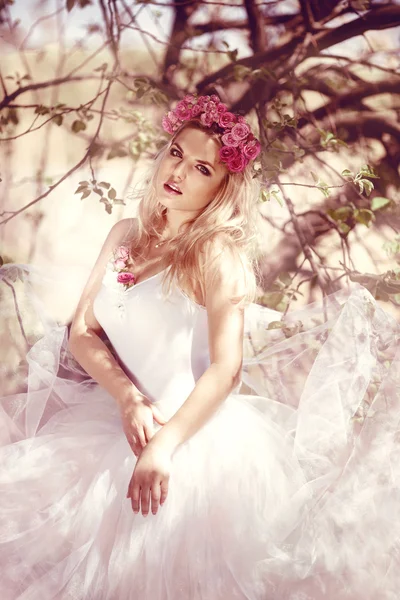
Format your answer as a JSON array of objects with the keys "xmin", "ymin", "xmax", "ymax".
[{"xmin": 155, "ymin": 126, "xmax": 229, "ymax": 216}]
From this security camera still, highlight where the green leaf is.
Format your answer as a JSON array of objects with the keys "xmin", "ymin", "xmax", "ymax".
[
  {"xmin": 107, "ymin": 147, "xmax": 127, "ymax": 159},
  {"xmin": 233, "ymin": 65, "xmax": 252, "ymax": 81},
  {"xmin": 80, "ymin": 189, "xmax": 91, "ymax": 200},
  {"xmin": 338, "ymin": 222, "xmax": 351, "ymax": 235},
  {"xmin": 100, "ymin": 198, "xmax": 113, "ymax": 214},
  {"xmin": 359, "ymin": 164, "xmax": 379, "ymax": 179},
  {"xmin": 371, "ymin": 196, "xmax": 391, "ymax": 211},
  {"xmin": 74, "ymin": 185, "xmax": 87, "ymax": 194},
  {"xmin": 310, "ymin": 171, "xmax": 318, "ymax": 183},
  {"xmin": 341, "ymin": 169, "xmax": 353, "ymax": 178},
  {"xmin": 98, "ymin": 181, "xmax": 110, "ymax": 189},
  {"xmin": 108, "ymin": 188, "xmax": 117, "ymax": 200},
  {"xmin": 71, "ymin": 120, "xmax": 86, "ymax": 133},
  {"xmin": 354, "ymin": 208, "xmax": 374, "ymax": 227},
  {"xmin": 328, "ymin": 206, "xmax": 351, "ymax": 222},
  {"xmin": 271, "ymin": 191, "xmax": 283, "ymax": 207},
  {"xmin": 278, "ymin": 272, "xmax": 292, "ymax": 286},
  {"xmin": 360, "ymin": 179, "xmax": 374, "ymax": 196},
  {"xmin": 133, "ymin": 77, "xmax": 149, "ymax": 87},
  {"xmin": 53, "ymin": 114, "xmax": 63, "ymax": 126},
  {"xmin": 35, "ymin": 105, "xmax": 50, "ymax": 115}
]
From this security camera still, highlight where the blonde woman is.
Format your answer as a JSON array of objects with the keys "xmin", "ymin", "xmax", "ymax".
[{"xmin": 0, "ymin": 94, "xmax": 399, "ymax": 599}]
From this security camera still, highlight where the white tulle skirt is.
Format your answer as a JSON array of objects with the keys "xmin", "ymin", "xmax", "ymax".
[{"xmin": 1, "ymin": 264, "xmax": 400, "ymax": 600}]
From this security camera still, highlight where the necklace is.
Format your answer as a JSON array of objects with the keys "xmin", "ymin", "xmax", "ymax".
[{"xmin": 154, "ymin": 238, "xmax": 170, "ymax": 249}]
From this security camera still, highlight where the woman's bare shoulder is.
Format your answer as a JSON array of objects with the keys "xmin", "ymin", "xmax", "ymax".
[{"xmin": 108, "ymin": 217, "xmax": 138, "ymax": 245}]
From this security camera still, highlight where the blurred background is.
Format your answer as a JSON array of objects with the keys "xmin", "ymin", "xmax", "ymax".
[{"xmin": 0, "ymin": 0, "xmax": 400, "ymax": 392}]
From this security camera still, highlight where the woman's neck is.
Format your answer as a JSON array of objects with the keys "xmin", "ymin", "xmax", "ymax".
[{"xmin": 164, "ymin": 209, "xmax": 199, "ymax": 238}]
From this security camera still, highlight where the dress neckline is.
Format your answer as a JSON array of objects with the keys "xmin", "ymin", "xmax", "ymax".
[
  {"xmin": 131, "ymin": 266, "xmax": 169, "ymax": 289},
  {"xmin": 127, "ymin": 265, "xmax": 207, "ymax": 312}
]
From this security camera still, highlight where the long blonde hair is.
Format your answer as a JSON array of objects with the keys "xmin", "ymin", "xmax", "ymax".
[{"xmin": 126, "ymin": 121, "xmax": 262, "ymax": 306}]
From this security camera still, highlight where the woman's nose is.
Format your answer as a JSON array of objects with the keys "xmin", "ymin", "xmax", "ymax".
[{"xmin": 172, "ymin": 160, "xmax": 186, "ymax": 179}]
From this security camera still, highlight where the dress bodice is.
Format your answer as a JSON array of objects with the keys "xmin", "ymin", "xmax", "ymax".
[{"xmin": 93, "ymin": 266, "xmax": 210, "ymax": 416}]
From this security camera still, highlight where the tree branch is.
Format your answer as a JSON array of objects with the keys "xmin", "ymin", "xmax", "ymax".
[
  {"xmin": 0, "ymin": 77, "xmax": 114, "ymax": 226},
  {"xmin": 197, "ymin": 6, "xmax": 400, "ymax": 100},
  {"xmin": 0, "ymin": 75, "xmax": 101, "ymax": 111}
]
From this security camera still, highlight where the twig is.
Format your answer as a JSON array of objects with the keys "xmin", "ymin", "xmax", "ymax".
[
  {"xmin": 2, "ymin": 279, "xmax": 29, "ymax": 348},
  {"xmin": 0, "ymin": 77, "xmax": 114, "ymax": 226},
  {"xmin": 277, "ymin": 180, "xmax": 331, "ymax": 293}
]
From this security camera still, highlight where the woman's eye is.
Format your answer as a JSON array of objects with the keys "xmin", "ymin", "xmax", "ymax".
[
  {"xmin": 198, "ymin": 165, "xmax": 210, "ymax": 176},
  {"xmin": 170, "ymin": 148, "xmax": 210, "ymax": 176}
]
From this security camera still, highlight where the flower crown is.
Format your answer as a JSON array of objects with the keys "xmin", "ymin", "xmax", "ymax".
[{"xmin": 162, "ymin": 94, "xmax": 261, "ymax": 173}]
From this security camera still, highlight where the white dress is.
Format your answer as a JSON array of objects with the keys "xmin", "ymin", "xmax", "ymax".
[{"xmin": 0, "ymin": 258, "xmax": 399, "ymax": 600}]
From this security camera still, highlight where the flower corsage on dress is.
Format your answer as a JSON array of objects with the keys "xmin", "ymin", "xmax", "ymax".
[{"xmin": 102, "ymin": 245, "xmax": 136, "ymax": 314}]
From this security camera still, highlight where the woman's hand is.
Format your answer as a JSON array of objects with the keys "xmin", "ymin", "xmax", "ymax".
[
  {"xmin": 120, "ymin": 393, "xmax": 167, "ymax": 458},
  {"xmin": 126, "ymin": 440, "xmax": 172, "ymax": 516}
]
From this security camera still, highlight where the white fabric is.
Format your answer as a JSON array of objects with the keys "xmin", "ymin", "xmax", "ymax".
[{"xmin": 0, "ymin": 261, "xmax": 399, "ymax": 599}]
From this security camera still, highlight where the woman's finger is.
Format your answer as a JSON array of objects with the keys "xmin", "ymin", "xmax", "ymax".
[
  {"xmin": 151, "ymin": 480, "xmax": 161, "ymax": 515},
  {"xmin": 143, "ymin": 422, "xmax": 154, "ymax": 443},
  {"xmin": 160, "ymin": 478, "xmax": 169, "ymax": 506},
  {"xmin": 126, "ymin": 433, "xmax": 141, "ymax": 457},
  {"xmin": 130, "ymin": 477, "xmax": 140, "ymax": 514},
  {"xmin": 151, "ymin": 404, "xmax": 167, "ymax": 426},
  {"xmin": 137, "ymin": 427, "xmax": 147, "ymax": 448},
  {"xmin": 140, "ymin": 484, "xmax": 151, "ymax": 516}
]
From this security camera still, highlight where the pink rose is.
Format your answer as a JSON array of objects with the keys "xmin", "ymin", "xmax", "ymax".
[
  {"xmin": 221, "ymin": 132, "xmax": 240, "ymax": 147},
  {"xmin": 197, "ymin": 96, "xmax": 210, "ymax": 108},
  {"xmin": 167, "ymin": 111, "xmax": 179, "ymax": 126},
  {"xmin": 217, "ymin": 102, "xmax": 227, "ymax": 114},
  {"xmin": 228, "ymin": 152, "xmax": 248, "ymax": 173},
  {"xmin": 219, "ymin": 111, "xmax": 236, "ymax": 128},
  {"xmin": 117, "ymin": 272, "xmax": 135, "ymax": 285},
  {"xmin": 231, "ymin": 122, "xmax": 250, "ymax": 141},
  {"xmin": 115, "ymin": 246, "xmax": 129, "ymax": 261},
  {"xmin": 183, "ymin": 94, "xmax": 196, "ymax": 105},
  {"xmin": 219, "ymin": 146, "xmax": 239, "ymax": 163},
  {"xmin": 237, "ymin": 115, "xmax": 247, "ymax": 123},
  {"xmin": 191, "ymin": 104, "xmax": 202, "ymax": 117},
  {"xmin": 210, "ymin": 94, "xmax": 220, "ymax": 103},
  {"xmin": 114, "ymin": 259, "xmax": 127, "ymax": 270},
  {"xmin": 206, "ymin": 101, "xmax": 216, "ymax": 111},
  {"xmin": 200, "ymin": 112, "xmax": 214, "ymax": 127},
  {"xmin": 175, "ymin": 101, "xmax": 192, "ymax": 120},
  {"xmin": 162, "ymin": 116, "xmax": 174, "ymax": 135},
  {"xmin": 243, "ymin": 139, "xmax": 261, "ymax": 160}
]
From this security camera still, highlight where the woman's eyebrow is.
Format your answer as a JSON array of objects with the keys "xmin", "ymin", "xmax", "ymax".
[{"xmin": 173, "ymin": 142, "xmax": 215, "ymax": 171}]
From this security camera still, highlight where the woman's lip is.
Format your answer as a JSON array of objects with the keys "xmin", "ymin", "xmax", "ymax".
[{"xmin": 163, "ymin": 183, "xmax": 182, "ymax": 195}]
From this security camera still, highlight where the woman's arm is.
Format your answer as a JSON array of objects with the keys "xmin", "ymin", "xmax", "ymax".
[
  {"xmin": 127, "ymin": 244, "xmax": 246, "ymax": 514},
  {"xmin": 68, "ymin": 218, "xmax": 139, "ymax": 406},
  {"xmin": 68, "ymin": 218, "xmax": 167, "ymax": 454},
  {"xmin": 150, "ymin": 244, "xmax": 246, "ymax": 453}
]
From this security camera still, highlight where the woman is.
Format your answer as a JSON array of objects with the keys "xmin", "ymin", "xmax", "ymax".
[{"xmin": 0, "ymin": 94, "xmax": 399, "ymax": 599}]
